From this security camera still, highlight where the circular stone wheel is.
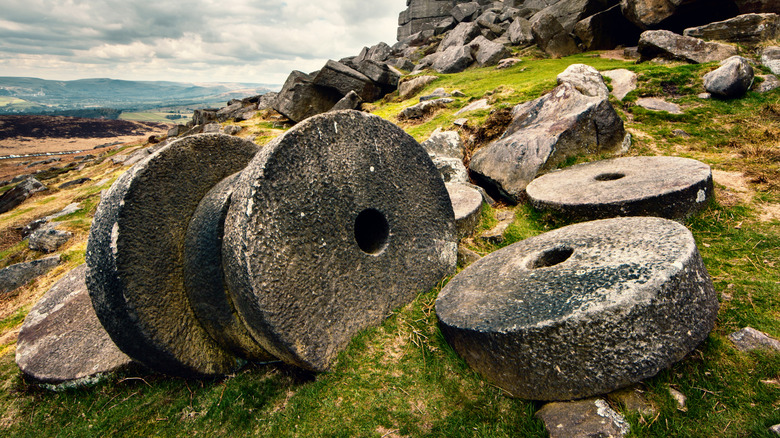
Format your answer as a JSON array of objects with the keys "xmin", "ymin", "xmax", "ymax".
[
  {"xmin": 436, "ymin": 216, "xmax": 718, "ymax": 401},
  {"xmin": 223, "ymin": 110, "xmax": 457, "ymax": 372},
  {"xmin": 86, "ymin": 134, "xmax": 259, "ymax": 377},
  {"xmin": 525, "ymin": 156, "xmax": 713, "ymax": 221},
  {"xmin": 16, "ymin": 264, "xmax": 133, "ymax": 385}
]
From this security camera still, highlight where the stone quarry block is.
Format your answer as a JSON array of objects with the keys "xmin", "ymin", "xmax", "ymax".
[
  {"xmin": 525, "ymin": 156, "xmax": 714, "ymax": 221},
  {"xmin": 183, "ymin": 173, "xmax": 275, "ymax": 363},
  {"xmin": 16, "ymin": 264, "xmax": 134, "ymax": 386},
  {"xmin": 86, "ymin": 134, "xmax": 259, "ymax": 377},
  {"xmin": 223, "ymin": 110, "xmax": 457, "ymax": 372},
  {"xmin": 446, "ymin": 182, "xmax": 483, "ymax": 237},
  {"xmin": 436, "ymin": 216, "xmax": 718, "ymax": 400}
]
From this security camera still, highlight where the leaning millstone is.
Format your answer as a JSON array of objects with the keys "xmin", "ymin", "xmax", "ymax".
[
  {"xmin": 86, "ymin": 134, "xmax": 259, "ymax": 377},
  {"xmin": 446, "ymin": 183, "xmax": 483, "ymax": 237},
  {"xmin": 16, "ymin": 264, "xmax": 134, "ymax": 387},
  {"xmin": 436, "ymin": 216, "xmax": 718, "ymax": 400},
  {"xmin": 183, "ymin": 173, "xmax": 275, "ymax": 362},
  {"xmin": 525, "ymin": 156, "xmax": 714, "ymax": 221},
  {"xmin": 223, "ymin": 110, "xmax": 457, "ymax": 372},
  {"xmin": 536, "ymin": 399, "xmax": 630, "ymax": 438}
]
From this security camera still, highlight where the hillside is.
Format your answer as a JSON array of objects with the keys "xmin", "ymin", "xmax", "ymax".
[{"xmin": 0, "ymin": 50, "xmax": 778, "ymax": 437}]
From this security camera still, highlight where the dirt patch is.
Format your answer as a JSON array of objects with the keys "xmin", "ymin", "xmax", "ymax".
[
  {"xmin": 759, "ymin": 203, "xmax": 780, "ymax": 222},
  {"xmin": 712, "ymin": 170, "xmax": 753, "ymax": 207}
]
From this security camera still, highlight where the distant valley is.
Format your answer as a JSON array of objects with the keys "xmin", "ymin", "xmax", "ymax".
[{"xmin": 0, "ymin": 77, "xmax": 279, "ymax": 121}]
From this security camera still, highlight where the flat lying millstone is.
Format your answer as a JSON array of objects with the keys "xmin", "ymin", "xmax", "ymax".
[
  {"xmin": 16, "ymin": 265, "xmax": 134, "ymax": 386},
  {"xmin": 436, "ymin": 217, "xmax": 718, "ymax": 401},
  {"xmin": 525, "ymin": 156, "xmax": 713, "ymax": 221},
  {"xmin": 446, "ymin": 182, "xmax": 483, "ymax": 237},
  {"xmin": 184, "ymin": 172, "xmax": 275, "ymax": 362},
  {"xmin": 86, "ymin": 134, "xmax": 259, "ymax": 377},
  {"xmin": 223, "ymin": 110, "xmax": 457, "ymax": 372}
]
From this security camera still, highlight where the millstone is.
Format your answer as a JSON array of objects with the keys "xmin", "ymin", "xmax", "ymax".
[
  {"xmin": 223, "ymin": 110, "xmax": 457, "ymax": 372},
  {"xmin": 86, "ymin": 134, "xmax": 259, "ymax": 376},
  {"xmin": 525, "ymin": 156, "xmax": 713, "ymax": 221},
  {"xmin": 446, "ymin": 182, "xmax": 483, "ymax": 237},
  {"xmin": 183, "ymin": 172, "xmax": 275, "ymax": 362},
  {"xmin": 436, "ymin": 217, "xmax": 718, "ymax": 401},
  {"xmin": 16, "ymin": 265, "xmax": 134, "ymax": 386}
]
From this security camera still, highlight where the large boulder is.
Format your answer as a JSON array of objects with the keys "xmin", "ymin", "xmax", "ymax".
[
  {"xmin": 354, "ymin": 59, "xmax": 401, "ymax": 95},
  {"xmin": 313, "ymin": 60, "xmax": 381, "ymax": 102},
  {"xmin": 222, "ymin": 110, "xmax": 457, "ymax": 372},
  {"xmin": 451, "ymin": 2, "xmax": 481, "ymax": 22},
  {"xmin": 86, "ymin": 134, "xmax": 259, "ymax": 377},
  {"xmin": 398, "ymin": 0, "xmax": 461, "ymax": 39},
  {"xmin": 469, "ymin": 82, "xmax": 626, "ymax": 203},
  {"xmin": 0, "ymin": 177, "xmax": 46, "ymax": 215},
  {"xmin": 683, "ymin": 13, "xmax": 780, "ymax": 44},
  {"xmin": 438, "ymin": 21, "xmax": 482, "ymax": 52},
  {"xmin": 531, "ymin": 13, "xmax": 579, "ymax": 57},
  {"xmin": 399, "ymin": 75, "xmax": 439, "ymax": 100},
  {"xmin": 638, "ymin": 30, "xmax": 738, "ymax": 63},
  {"xmin": 703, "ymin": 56, "xmax": 755, "ymax": 98},
  {"xmin": 621, "ymin": 0, "xmax": 740, "ymax": 30},
  {"xmin": 16, "ymin": 264, "xmax": 134, "ymax": 386},
  {"xmin": 273, "ymin": 70, "xmax": 342, "ymax": 123},
  {"xmin": 507, "ymin": 17, "xmax": 535, "ymax": 46},
  {"xmin": 530, "ymin": 0, "xmax": 617, "ymax": 33},
  {"xmin": 734, "ymin": 0, "xmax": 780, "ymax": 14},
  {"xmin": 0, "ymin": 255, "xmax": 60, "ymax": 295},
  {"xmin": 556, "ymin": 63, "xmax": 610, "ymax": 99},
  {"xmin": 28, "ymin": 227, "xmax": 72, "ymax": 253},
  {"xmin": 468, "ymin": 36, "xmax": 512, "ymax": 66},
  {"xmin": 433, "ymin": 45, "xmax": 475, "ymax": 73},
  {"xmin": 436, "ymin": 216, "xmax": 718, "ymax": 400}
]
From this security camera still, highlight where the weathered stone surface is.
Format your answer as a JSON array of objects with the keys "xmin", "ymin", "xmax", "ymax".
[
  {"xmin": 420, "ymin": 87, "xmax": 452, "ymax": 101},
  {"xmin": 0, "ymin": 255, "xmax": 60, "ymax": 295},
  {"xmin": 497, "ymin": 58, "xmax": 522, "ymax": 69},
  {"xmin": 447, "ymin": 182, "xmax": 483, "ymax": 237},
  {"xmin": 273, "ymin": 70, "xmax": 342, "ymax": 123},
  {"xmin": 536, "ymin": 399, "xmax": 630, "ymax": 438},
  {"xmin": 313, "ymin": 60, "xmax": 380, "ymax": 102},
  {"xmin": 458, "ymin": 245, "xmax": 482, "ymax": 266},
  {"xmin": 728, "ymin": 327, "xmax": 780, "ymax": 352},
  {"xmin": 507, "ymin": 17, "xmax": 534, "ymax": 46},
  {"xmin": 183, "ymin": 173, "xmax": 274, "ymax": 362},
  {"xmin": 703, "ymin": 56, "xmax": 754, "ymax": 98},
  {"xmin": 451, "ymin": 2, "xmax": 481, "ymax": 22},
  {"xmin": 223, "ymin": 110, "xmax": 457, "ymax": 372},
  {"xmin": 479, "ymin": 209, "xmax": 515, "ymax": 243},
  {"xmin": 432, "ymin": 156, "xmax": 469, "ymax": 183},
  {"xmin": 469, "ymin": 82, "xmax": 626, "ymax": 203},
  {"xmin": 331, "ymin": 90, "xmax": 364, "ymax": 111},
  {"xmin": 455, "ymin": 98, "xmax": 491, "ymax": 115},
  {"xmin": 439, "ymin": 22, "xmax": 482, "ymax": 52},
  {"xmin": 0, "ymin": 177, "xmax": 46, "ymax": 215},
  {"xmin": 222, "ymin": 125, "xmax": 242, "ymax": 136},
  {"xmin": 756, "ymin": 74, "xmax": 780, "ymax": 93},
  {"xmin": 16, "ymin": 265, "xmax": 134, "ymax": 386},
  {"xmin": 636, "ymin": 97, "xmax": 683, "ymax": 114},
  {"xmin": 434, "ymin": 45, "xmax": 475, "ymax": 73},
  {"xmin": 192, "ymin": 108, "xmax": 218, "ymax": 126},
  {"xmin": 735, "ymin": 0, "xmax": 780, "ymax": 14},
  {"xmin": 468, "ymin": 36, "xmax": 512, "ymax": 66},
  {"xmin": 355, "ymin": 60, "xmax": 401, "ymax": 94},
  {"xmin": 168, "ymin": 125, "xmax": 188, "ymax": 137},
  {"xmin": 602, "ymin": 69, "xmax": 638, "ymax": 100},
  {"xmin": 399, "ymin": 75, "xmax": 439, "ymax": 100},
  {"xmin": 638, "ymin": 30, "xmax": 738, "ymax": 64},
  {"xmin": 421, "ymin": 130, "xmax": 465, "ymax": 159},
  {"xmin": 400, "ymin": 97, "xmax": 455, "ymax": 119},
  {"xmin": 531, "ymin": 0, "xmax": 614, "ymax": 33},
  {"xmin": 436, "ymin": 216, "xmax": 718, "ymax": 400},
  {"xmin": 525, "ymin": 156, "xmax": 713, "ymax": 221},
  {"xmin": 684, "ymin": 13, "xmax": 780, "ymax": 44},
  {"xmin": 59, "ymin": 177, "xmax": 91, "ymax": 189},
  {"xmin": 86, "ymin": 134, "xmax": 259, "ymax": 377},
  {"xmin": 761, "ymin": 46, "xmax": 780, "ymax": 75},
  {"xmin": 28, "ymin": 227, "xmax": 72, "ymax": 253},
  {"xmin": 557, "ymin": 63, "xmax": 610, "ymax": 99},
  {"xmin": 608, "ymin": 386, "xmax": 658, "ymax": 416},
  {"xmin": 398, "ymin": 0, "xmax": 461, "ymax": 39},
  {"xmin": 531, "ymin": 13, "xmax": 579, "ymax": 57}
]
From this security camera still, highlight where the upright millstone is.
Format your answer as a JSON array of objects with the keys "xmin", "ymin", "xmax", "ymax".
[
  {"xmin": 525, "ymin": 156, "xmax": 713, "ymax": 221},
  {"xmin": 436, "ymin": 217, "xmax": 718, "ymax": 401},
  {"xmin": 86, "ymin": 134, "xmax": 259, "ymax": 377},
  {"xmin": 16, "ymin": 264, "xmax": 134, "ymax": 387},
  {"xmin": 223, "ymin": 110, "xmax": 457, "ymax": 372}
]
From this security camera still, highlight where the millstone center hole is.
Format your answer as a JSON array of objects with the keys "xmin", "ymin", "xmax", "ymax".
[
  {"xmin": 355, "ymin": 208, "xmax": 389, "ymax": 255},
  {"xmin": 594, "ymin": 172, "xmax": 626, "ymax": 182},
  {"xmin": 529, "ymin": 246, "xmax": 574, "ymax": 269}
]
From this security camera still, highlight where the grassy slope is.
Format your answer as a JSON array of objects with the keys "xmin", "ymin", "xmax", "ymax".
[{"xmin": 0, "ymin": 52, "xmax": 778, "ymax": 437}]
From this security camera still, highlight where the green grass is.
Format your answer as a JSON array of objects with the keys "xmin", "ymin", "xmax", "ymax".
[{"xmin": 120, "ymin": 112, "xmax": 192, "ymax": 124}]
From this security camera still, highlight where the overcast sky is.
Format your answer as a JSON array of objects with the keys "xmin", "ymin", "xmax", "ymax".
[{"xmin": 0, "ymin": 0, "xmax": 407, "ymax": 86}]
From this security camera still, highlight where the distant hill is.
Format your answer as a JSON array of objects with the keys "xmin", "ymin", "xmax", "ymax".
[{"xmin": 0, "ymin": 77, "xmax": 279, "ymax": 115}]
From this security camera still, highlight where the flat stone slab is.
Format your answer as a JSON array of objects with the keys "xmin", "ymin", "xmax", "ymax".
[
  {"xmin": 728, "ymin": 327, "xmax": 780, "ymax": 352},
  {"xmin": 525, "ymin": 156, "xmax": 713, "ymax": 221},
  {"xmin": 436, "ymin": 217, "xmax": 718, "ymax": 400},
  {"xmin": 223, "ymin": 110, "xmax": 457, "ymax": 372},
  {"xmin": 16, "ymin": 265, "xmax": 133, "ymax": 386},
  {"xmin": 446, "ymin": 183, "xmax": 483, "ymax": 237},
  {"xmin": 636, "ymin": 97, "xmax": 682, "ymax": 114},
  {"xmin": 86, "ymin": 134, "xmax": 259, "ymax": 377}
]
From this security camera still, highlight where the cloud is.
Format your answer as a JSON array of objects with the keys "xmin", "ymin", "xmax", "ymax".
[{"xmin": 0, "ymin": 0, "xmax": 407, "ymax": 84}]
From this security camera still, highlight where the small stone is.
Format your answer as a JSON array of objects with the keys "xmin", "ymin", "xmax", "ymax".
[
  {"xmin": 28, "ymin": 227, "xmax": 72, "ymax": 253},
  {"xmin": 455, "ymin": 99, "xmax": 491, "ymax": 116},
  {"xmin": 222, "ymin": 125, "xmax": 242, "ymax": 135},
  {"xmin": 400, "ymin": 98, "xmax": 454, "ymax": 119},
  {"xmin": 761, "ymin": 46, "xmax": 780, "ymax": 75},
  {"xmin": 672, "ymin": 129, "xmax": 692, "ymax": 138},
  {"xmin": 698, "ymin": 92, "xmax": 712, "ymax": 99},
  {"xmin": 0, "ymin": 177, "xmax": 46, "ymax": 215},
  {"xmin": 668, "ymin": 387, "xmax": 688, "ymax": 412},
  {"xmin": 536, "ymin": 399, "xmax": 630, "ymax": 438},
  {"xmin": 636, "ymin": 97, "xmax": 683, "ymax": 114},
  {"xmin": 59, "ymin": 178, "xmax": 91, "ymax": 189},
  {"xmin": 728, "ymin": 327, "xmax": 780, "ymax": 352},
  {"xmin": 453, "ymin": 118, "xmax": 469, "ymax": 126},
  {"xmin": 703, "ymin": 56, "xmax": 754, "ymax": 98}
]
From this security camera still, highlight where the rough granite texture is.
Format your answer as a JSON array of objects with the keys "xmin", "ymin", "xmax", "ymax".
[
  {"xmin": 0, "ymin": 255, "xmax": 60, "ymax": 295},
  {"xmin": 86, "ymin": 134, "xmax": 259, "ymax": 377},
  {"xmin": 446, "ymin": 182, "xmax": 483, "ymax": 237},
  {"xmin": 183, "ymin": 173, "xmax": 275, "ymax": 363},
  {"xmin": 436, "ymin": 217, "xmax": 719, "ymax": 400},
  {"xmin": 223, "ymin": 110, "xmax": 457, "ymax": 372},
  {"xmin": 16, "ymin": 264, "xmax": 134, "ymax": 385},
  {"xmin": 525, "ymin": 156, "xmax": 714, "ymax": 221},
  {"xmin": 536, "ymin": 398, "xmax": 630, "ymax": 438}
]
